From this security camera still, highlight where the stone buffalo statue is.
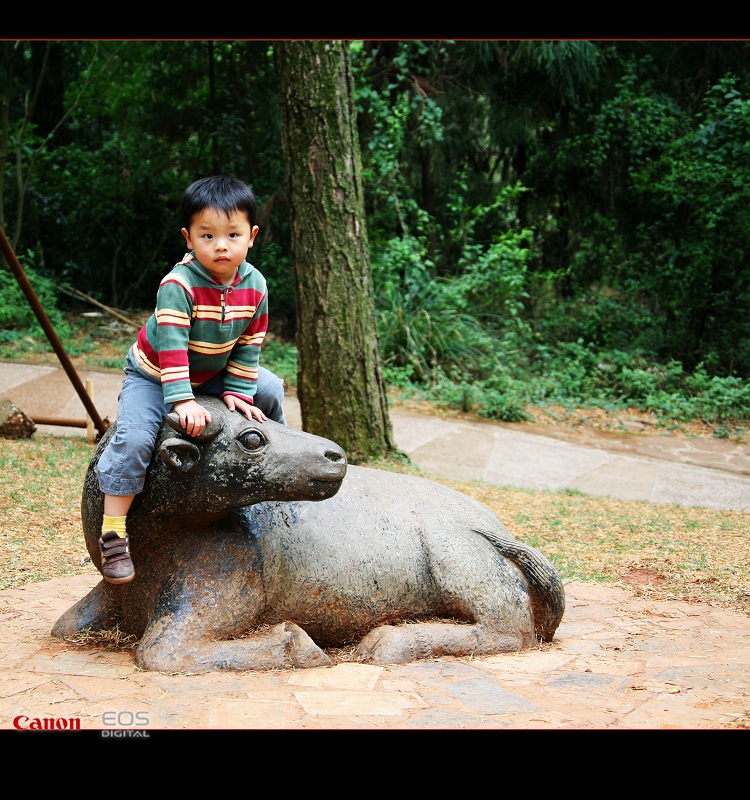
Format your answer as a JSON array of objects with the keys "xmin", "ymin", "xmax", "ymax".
[{"xmin": 52, "ymin": 395, "xmax": 565, "ymax": 674}]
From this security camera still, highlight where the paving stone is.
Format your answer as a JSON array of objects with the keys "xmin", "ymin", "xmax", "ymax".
[
  {"xmin": 445, "ymin": 677, "xmax": 540, "ymax": 714},
  {"xmin": 547, "ymin": 672, "xmax": 618, "ymax": 690},
  {"xmin": 293, "ymin": 689, "xmax": 427, "ymax": 716},
  {"xmin": 285, "ymin": 663, "xmax": 382, "ymax": 690}
]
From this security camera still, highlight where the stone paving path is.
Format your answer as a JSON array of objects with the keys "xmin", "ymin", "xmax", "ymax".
[{"xmin": 1, "ymin": 574, "xmax": 748, "ymax": 731}]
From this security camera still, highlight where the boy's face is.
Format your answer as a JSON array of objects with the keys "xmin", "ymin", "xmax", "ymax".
[{"xmin": 182, "ymin": 208, "xmax": 259, "ymax": 284}]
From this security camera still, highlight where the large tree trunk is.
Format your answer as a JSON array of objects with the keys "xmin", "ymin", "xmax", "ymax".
[{"xmin": 274, "ymin": 40, "xmax": 398, "ymax": 463}]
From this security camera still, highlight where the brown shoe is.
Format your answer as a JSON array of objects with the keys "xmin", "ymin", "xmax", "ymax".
[{"xmin": 99, "ymin": 530, "xmax": 135, "ymax": 584}]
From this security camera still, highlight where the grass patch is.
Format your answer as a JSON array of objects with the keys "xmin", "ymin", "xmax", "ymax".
[{"xmin": 0, "ymin": 436, "xmax": 95, "ymax": 590}]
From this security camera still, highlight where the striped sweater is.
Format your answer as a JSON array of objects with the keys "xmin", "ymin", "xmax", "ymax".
[{"xmin": 128, "ymin": 252, "xmax": 269, "ymax": 405}]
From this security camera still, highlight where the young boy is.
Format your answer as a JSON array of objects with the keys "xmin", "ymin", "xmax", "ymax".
[{"xmin": 96, "ymin": 175, "xmax": 286, "ymax": 584}]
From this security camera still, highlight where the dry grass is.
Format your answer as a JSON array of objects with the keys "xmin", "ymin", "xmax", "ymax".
[
  {"xmin": 0, "ymin": 436, "xmax": 95, "ymax": 589},
  {"xmin": 442, "ymin": 479, "xmax": 750, "ymax": 611},
  {"xmin": 64, "ymin": 624, "xmax": 139, "ymax": 652},
  {"xmin": 1, "ymin": 433, "xmax": 748, "ymax": 617}
]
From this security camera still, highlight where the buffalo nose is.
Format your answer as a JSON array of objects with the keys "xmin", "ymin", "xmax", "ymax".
[{"xmin": 325, "ymin": 448, "xmax": 346, "ymax": 463}]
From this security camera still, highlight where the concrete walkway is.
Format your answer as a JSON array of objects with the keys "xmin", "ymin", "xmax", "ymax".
[
  {"xmin": 1, "ymin": 362, "xmax": 749, "ymax": 731},
  {"xmin": 2, "ymin": 361, "xmax": 749, "ymax": 511}
]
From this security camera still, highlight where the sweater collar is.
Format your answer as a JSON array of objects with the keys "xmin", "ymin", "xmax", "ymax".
[{"xmin": 181, "ymin": 252, "xmax": 251, "ymax": 286}]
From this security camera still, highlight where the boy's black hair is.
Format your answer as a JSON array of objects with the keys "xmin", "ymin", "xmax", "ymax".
[{"xmin": 181, "ymin": 176, "xmax": 257, "ymax": 229}]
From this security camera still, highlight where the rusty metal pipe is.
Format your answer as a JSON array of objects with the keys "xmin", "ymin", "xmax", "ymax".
[
  {"xmin": 30, "ymin": 416, "xmax": 88, "ymax": 428},
  {"xmin": 0, "ymin": 224, "xmax": 109, "ymax": 438}
]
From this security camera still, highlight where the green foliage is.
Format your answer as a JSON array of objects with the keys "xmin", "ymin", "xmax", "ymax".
[
  {"xmin": 421, "ymin": 373, "xmax": 531, "ymax": 423},
  {"xmin": 253, "ymin": 240, "xmax": 296, "ymax": 334},
  {"xmin": 376, "ymin": 276, "xmax": 494, "ymax": 384},
  {"xmin": 581, "ymin": 68, "xmax": 750, "ymax": 374},
  {"xmin": 537, "ymin": 285, "xmax": 666, "ymax": 355},
  {"xmin": 0, "ymin": 259, "xmax": 67, "ymax": 332},
  {"xmin": 260, "ymin": 338, "xmax": 298, "ymax": 390},
  {"xmin": 372, "ymin": 233, "xmax": 502, "ymax": 384},
  {"xmin": 444, "ymin": 179, "xmax": 533, "ymax": 316}
]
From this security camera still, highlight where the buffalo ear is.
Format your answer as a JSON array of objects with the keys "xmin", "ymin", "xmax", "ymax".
[{"xmin": 159, "ymin": 437, "xmax": 201, "ymax": 473}]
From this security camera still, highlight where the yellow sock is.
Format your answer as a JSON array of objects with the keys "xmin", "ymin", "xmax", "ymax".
[{"xmin": 102, "ymin": 515, "xmax": 127, "ymax": 538}]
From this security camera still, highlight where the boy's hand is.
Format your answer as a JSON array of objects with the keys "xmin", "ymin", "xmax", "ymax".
[
  {"xmin": 172, "ymin": 399, "xmax": 212, "ymax": 437},
  {"xmin": 223, "ymin": 395, "xmax": 266, "ymax": 422}
]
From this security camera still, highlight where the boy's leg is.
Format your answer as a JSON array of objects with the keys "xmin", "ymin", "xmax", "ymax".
[
  {"xmin": 254, "ymin": 366, "xmax": 287, "ymax": 424},
  {"xmin": 97, "ymin": 367, "xmax": 169, "ymax": 583},
  {"xmin": 97, "ymin": 367, "xmax": 169, "ymax": 496}
]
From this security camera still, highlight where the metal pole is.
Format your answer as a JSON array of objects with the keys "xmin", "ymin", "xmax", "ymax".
[{"xmin": 0, "ymin": 224, "xmax": 109, "ymax": 438}]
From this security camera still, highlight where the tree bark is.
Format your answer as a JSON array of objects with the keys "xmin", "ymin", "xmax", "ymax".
[{"xmin": 274, "ymin": 40, "xmax": 398, "ymax": 462}]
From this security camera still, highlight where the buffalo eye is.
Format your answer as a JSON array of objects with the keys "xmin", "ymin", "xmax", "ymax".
[{"xmin": 235, "ymin": 429, "xmax": 267, "ymax": 454}]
